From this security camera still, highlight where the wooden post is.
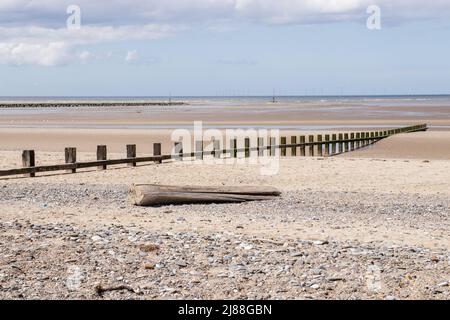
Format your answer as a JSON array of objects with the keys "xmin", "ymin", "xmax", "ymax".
[
  {"xmin": 154, "ymin": 143, "xmax": 162, "ymax": 163},
  {"xmin": 213, "ymin": 140, "xmax": 221, "ymax": 159},
  {"xmin": 343, "ymin": 134, "xmax": 349, "ymax": 152},
  {"xmin": 22, "ymin": 150, "xmax": 35, "ymax": 177},
  {"xmin": 257, "ymin": 137, "xmax": 264, "ymax": 157},
  {"xmin": 338, "ymin": 134, "xmax": 344, "ymax": 153},
  {"xmin": 370, "ymin": 132, "xmax": 375, "ymax": 143},
  {"xmin": 231, "ymin": 139, "xmax": 237, "ymax": 158},
  {"xmin": 350, "ymin": 133, "xmax": 355, "ymax": 151},
  {"xmin": 97, "ymin": 145, "xmax": 107, "ymax": 170},
  {"xmin": 317, "ymin": 135, "xmax": 323, "ymax": 157},
  {"xmin": 126, "ymin": 144, "xmax": 136, "ymax": 167},
  {"xmin": 300, "ymin": 136, "xmax": 306, "ymax": 157},
  {"xmin": 195, "ymin": 141, "xmax": 203, "ymax": 160},
  {"xmin": 355, "ymin": 133, "xmax": 360, "ymax": 149},
  {"xmin": 65, "ymin": 147, "xmax": 77, "ymax": 173},
  {"xmin": 291, "ymin": 136, "xmax": 297, "ymax": 156},
  {"xmin": 280, "ymin": 137, "xmax": 287, "ymax": 157},
  {"xmin": 270, "ymin": 137, "xmax": 276, "ymax": 157},
  {"xmin": 331, "ymin": 134, "xmax": 337, "ymax": 155},
  {"xmin": 245, "ymin": 138, "xmax": 250, "ymax": 158},
  {"xmin": 309, "ymin": 135, "xmax": 315, "ymax": 157},
  {"xmin": 324, "ymin": 135, "xmax": 330, "ymax": 156},
  {"xmin": 174, "ymin": 142, "xmax": 183, "ymax": 161}
]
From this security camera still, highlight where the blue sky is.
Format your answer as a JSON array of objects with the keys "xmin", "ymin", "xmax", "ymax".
[{"xmin": 0, "ymin": 1, "xmax": 449, "ymax": 96}]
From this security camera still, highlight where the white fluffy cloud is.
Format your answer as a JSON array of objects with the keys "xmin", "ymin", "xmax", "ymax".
[
  {"xmin": 0, "ymin": 24, "xmax": 181, "ymax": 66},
  {"xmin": 0, "ymin": 1, "xmax": 449, "ymax": 66}
]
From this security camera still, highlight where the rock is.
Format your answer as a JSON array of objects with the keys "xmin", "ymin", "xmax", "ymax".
[
  {"xmin": 139, "ymin": 243, "xmax": 160, "ymax": 253},
  {"xmin": 313, "ymin": 240, "xmax": 329, "ymax": 246},
  {"xmin": 175, "ymin": 260, "xmax": 187, "ymax": 268},
  {"xmin": 91, "ymin": 235, "xmax": 103, "ymax": 242},
  {"xmin": 143, "ymin": 263, "xmax": 155, "ymax": 270}
]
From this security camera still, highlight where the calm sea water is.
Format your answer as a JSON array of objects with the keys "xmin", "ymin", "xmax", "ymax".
[{"xmin": 1, "ymin": 95, "xmax": 450, "ymax": 107}]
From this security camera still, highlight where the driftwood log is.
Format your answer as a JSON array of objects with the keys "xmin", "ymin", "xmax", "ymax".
[{"xmin": 128, "ymin": 184, "xmax": 281, "ymax": 206}]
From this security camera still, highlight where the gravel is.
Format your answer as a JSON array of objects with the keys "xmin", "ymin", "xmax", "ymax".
[{"xmin": 0, "ymin": 182, "xmax": 449, "ymax": 299}]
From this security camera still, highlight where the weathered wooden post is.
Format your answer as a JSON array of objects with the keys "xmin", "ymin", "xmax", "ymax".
[
  {"xmin": 126, "ymin": 144, "xmax": 136, "ymax": 167},
  {"xmin": 245, "ymin": 138, "xmax": 250, "ymax": 158},
  {"xmin": 195, "ymin": 141, "xmax": 203, "ymax": 160},
  {"xmin": 300, "ymin": 136, "xmax": 306, "ymax": 157},
  {"xmin": 97, "ymin": 145, "xmax": 107, "ymax": 170},
  {"xmin": 331, "ymin": 134, "xmax": 337, "ymax": 155},
  {"xmin": 355, "ymin": 133, "xmax": 360, "ymax": 149},
  {"xmin": 344, "ymin": 134, "xmax": 349, "ymax": 152},
  {"xmin": 174, "ymin": 142, "xmax": 183, "ymax": 161},
  {"xmin": 65, "ymin": 147, "xmax": 77, "ymax": 173},
  {"xmin": 231, "ymin": 139, "xmax": 238, "ymax": 158},
  {"xmin": 370, "ymin": 132, "xmax": 375, "ymax": 144},
  {"xmin": 257, "ymin": 137, "xmax": 264, "ymax": 157},
  {"xmin": 317, "ymin": 135, "xmax": 323, "ymax": 157},
  {"xmin": 213, "ymin": 139, "xmax": 221, "ymax": 159},
  {"xmin": 309, "ymin": 135, "xmax": 315, "ymax": 157},
  {"xmin": 22, "ymin": 150, "xmax": 35, "ymax": 177},
  {"xmin": 280, "ymin": 137, "xmax": 287, "ymax": 157},
  {"xmin": 324, "ymin": 135, "xmax": 330, "ymax": 156},
  {"xmin": 338, "ymin": 134, "xmax": 344, "ymax": 153},
  {"xmin": 350, "ymin": 133, "xmax": 355, "ymax": 151},
  {"xmin": 154, "ymin": 143, "xmax": 163, "ymax": 163},
  {"xmin": 291, "ymin": 136, "xmax": 297, "ymax": 156},
  {"xmin": 270, "ymin": 137, "xmax": 276, "ymax": 157}
]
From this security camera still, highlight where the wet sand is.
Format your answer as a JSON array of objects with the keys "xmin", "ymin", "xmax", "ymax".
[{"xmin": 342, "ymin": 131, "xmax": 450, "ymax": 160}]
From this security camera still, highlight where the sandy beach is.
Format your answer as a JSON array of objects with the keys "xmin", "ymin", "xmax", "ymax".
[
  {"xmin": 1, "ymin": 155, "xmax": 450, "ymax": 299},
  {"xmin": 1, "ymin": 99, "xmax": 450, "ymax": 300}
]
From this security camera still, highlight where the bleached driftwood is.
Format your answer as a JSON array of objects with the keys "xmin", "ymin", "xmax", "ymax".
[{"xmin": 128, "ymin": 184, "xmax": 281, "ymax": 206}]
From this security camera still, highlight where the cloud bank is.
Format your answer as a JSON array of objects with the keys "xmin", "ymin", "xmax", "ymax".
[{"xmin": 1, "ymin": 0, "xmax": 449, "ymax": 66}]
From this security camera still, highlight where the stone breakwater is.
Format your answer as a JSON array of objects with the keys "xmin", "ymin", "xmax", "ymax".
[{"xmin": 0, "ymin": 102, "xmax": 186, "ymax": 108}]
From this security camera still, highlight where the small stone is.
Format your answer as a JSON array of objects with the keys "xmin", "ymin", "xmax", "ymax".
[
  {"xmin": 175, "ymin": 260, "xmax": 187, "ymax": 268},
  {"xmin": 313, "ymin": 240, "xmax": 329, "ymax": 246},
  {"xmin": 139, "ymin": 243, "xmax": 160, "ymax": 253},
  {"xmin": 91, "ymin": 235, "xmax": 103, "ymax": 242},
  {"xmin": 310, "ymin": 284, "xmax": 320, "ymax": 289},
  {"xmin": 143, "ymin": 263, "xmax": 155, "ymax": 270},
  {"xmin": 431, "ymin": 256, "xmax": 439, "ymax": 262}
]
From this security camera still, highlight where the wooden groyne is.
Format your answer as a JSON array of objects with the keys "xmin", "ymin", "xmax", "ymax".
[
  {"xmin": 0, "ymin": 102, "xmax": 186, "ymax": 108},
  {"xmin": 0, "ymin": 124, "xmax": 427, "ymax": 178}
]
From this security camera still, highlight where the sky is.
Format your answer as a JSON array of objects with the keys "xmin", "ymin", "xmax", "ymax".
[{"xmin": 0, "ymin": 0, "xmax": 449, "ymax": 97}]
